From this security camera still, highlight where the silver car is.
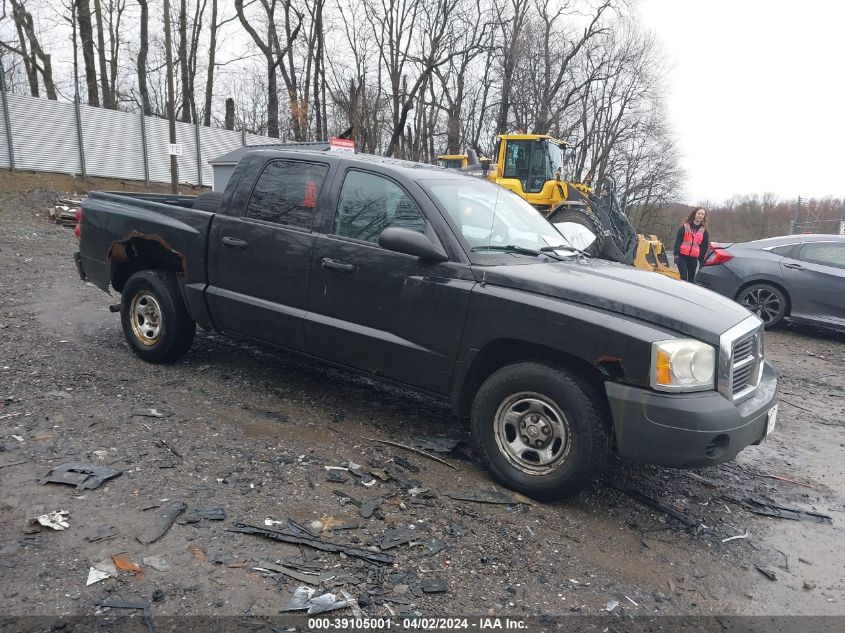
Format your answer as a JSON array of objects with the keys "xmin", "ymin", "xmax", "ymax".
[{"xmin": 696, "ymin": 234, "xmax": 845, "ymax": 331}]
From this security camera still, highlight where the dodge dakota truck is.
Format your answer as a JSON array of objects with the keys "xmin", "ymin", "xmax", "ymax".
[{"xmin": 75, "ymin": 150, "xmax": 779, "ymax": 499}]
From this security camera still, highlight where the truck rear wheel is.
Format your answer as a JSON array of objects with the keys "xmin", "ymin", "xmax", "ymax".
[
  {"xmin": 470, "ymin": 362, "xmax": 611, "ymax": 500},
  {"xmin": 548, "ymin": 206, "xmax": 605, "ymax": 257},
  {"xmin": 120, "ymin": 270, "xmax": 196, "ymax": 363}
]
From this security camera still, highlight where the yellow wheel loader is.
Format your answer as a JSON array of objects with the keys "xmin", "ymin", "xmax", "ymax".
[{"xmin": 462, "ymin": 133, "xmax": 678, "ymax": 278}]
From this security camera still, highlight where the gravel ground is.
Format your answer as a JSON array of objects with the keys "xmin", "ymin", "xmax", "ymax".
[{"xmin": 1, "ymin": 174, "xmax": 844, "ymax": 630}]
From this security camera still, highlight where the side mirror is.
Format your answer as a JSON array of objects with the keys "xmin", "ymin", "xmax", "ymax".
[{"xmin": 378, "ymin": 227, "xmax": 448, "ymax": 263}]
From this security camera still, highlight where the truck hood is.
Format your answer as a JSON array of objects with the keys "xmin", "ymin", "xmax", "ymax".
[{"xmin": 478, "ymin": 259, "xmax": 754, "ymax": 345}]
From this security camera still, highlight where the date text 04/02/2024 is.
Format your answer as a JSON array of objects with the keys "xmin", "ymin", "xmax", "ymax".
[{"xmin": 307, "ymin": 617, "xmax": 527, "ymax": 630}]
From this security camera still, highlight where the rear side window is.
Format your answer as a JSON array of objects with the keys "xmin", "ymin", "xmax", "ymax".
[
  {"xmin": 245, "ymin": 160, "xmax": 328, "ymax": 230},
  {"xmin": 333, "ymin": 171, "xmax": 426, "ymax": 243},
  {"xmin": 769, "ymin": 244, "xmax": 797, "ymax": 257},
  {"xmin": 797, "ymin": 242, "xmax": 845, "ymax": 269}
]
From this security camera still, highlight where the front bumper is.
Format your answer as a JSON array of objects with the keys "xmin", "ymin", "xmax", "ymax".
[{"xmin": 605, "ymin": 361, "xmax": 778, "ymax": 467}]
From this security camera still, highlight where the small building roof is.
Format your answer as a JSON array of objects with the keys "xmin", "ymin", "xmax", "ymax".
[{"xmin": 209, "ymin": 141, "xmax": 331, "ymax": 165}]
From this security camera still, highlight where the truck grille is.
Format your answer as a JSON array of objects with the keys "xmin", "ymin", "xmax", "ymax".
[{"xmin": 730, "ymin": 330, "xmax": 763, "ymax": 399}]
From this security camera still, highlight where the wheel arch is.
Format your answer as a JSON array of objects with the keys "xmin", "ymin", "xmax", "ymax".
[
  {"xmin": 108, "ymin": 232, "xmax": 186, "ymax": 293},
  {"xmin": 735, "ymin": 278, "xmax": 792, "ymax": 317},
  {"xmin": 454, "ymin": 338, "xmax": 609, "ymax": 418}
]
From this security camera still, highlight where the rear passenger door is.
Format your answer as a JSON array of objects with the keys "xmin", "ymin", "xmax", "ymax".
[
  {"xmin": 207, "ymin": 159, "xmax": 330, "ymax": 351},
  {"xmin": 304, "ymin": 169, "xmax": 474, "ymax": 396},
  {"xmin": 781, "ymin": 241, "xmax": 845, "ymax": 324}
]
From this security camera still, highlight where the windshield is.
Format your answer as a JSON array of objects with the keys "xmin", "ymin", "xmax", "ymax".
[
  {"xmin": 421, "ymin": 179, "xmax": 574, "ymax": 256},
  {"xmin": 547, "ymin": 142, "xmax": 564, "ymax": 179}
]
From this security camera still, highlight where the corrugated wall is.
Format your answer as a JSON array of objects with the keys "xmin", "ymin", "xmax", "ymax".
[
  {"xmin": 200, "ymin": 127, "xmax": 243, "ymax": 184},
  {"xmin": 82, "ymin": 104, "xmax": 147, "ymax": 181},
  {"xmin": 7, "ymin": 94, "xmax": 81, "ymax": 174},
  {"xmin": 0, "ymin": 90, "xmax": 9, "ymax": 169},
  {"xmin": 0, "ymin": 92, "xmax": 274, "ymax": 185}
]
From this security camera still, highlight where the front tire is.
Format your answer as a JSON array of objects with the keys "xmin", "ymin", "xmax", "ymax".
[
  {"xmin": 470, "ymin": 362, "xmax": 611, "ymax": 500},
  {"xmin": 120, "ymin": 270, "xmax": 196, "ymax": 363},
  {"xmin": 736, "ymin": 283, "xmax": 788, "ymax": 328}
]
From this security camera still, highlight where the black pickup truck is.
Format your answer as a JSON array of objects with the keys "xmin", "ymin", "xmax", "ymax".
[{"xmin": 75, "ymin": 150, "xmax": 778, "ymax": 499}]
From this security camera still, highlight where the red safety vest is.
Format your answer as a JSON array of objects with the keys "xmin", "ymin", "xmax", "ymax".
[{"xmin": 679, "ymin": 223, "xmax": 704, "ymax": 258}]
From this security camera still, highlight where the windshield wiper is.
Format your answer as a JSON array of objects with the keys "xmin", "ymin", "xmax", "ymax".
[
  {"xmin": 539, "ymin": 244, "xmax": 591, "ymax": 259},
  {"xmin": 471, "ymin": 245, "xmax": 568, "ymax": 261}
]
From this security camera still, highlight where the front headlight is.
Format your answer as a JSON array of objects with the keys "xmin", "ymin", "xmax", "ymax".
[{"xmin": 650, "ymin": 339, "xmax": 716, "ymax": 392}]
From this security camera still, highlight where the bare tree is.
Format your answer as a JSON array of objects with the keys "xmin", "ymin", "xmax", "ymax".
[
  {"xmin": 93, "ymin": 0, "xmax": 114, "ymax": 107},
  {"xmin": 136, "ymin": 0, "xmax": 150, "ymax": 113},
  {"xmin": 4, "ymin": 0, "xmax": 58, "ymax": 99},
  {"xmin": 75, "ymin": 0, "xmax": 100, "ymax": 105},
  {"xmin": 493, "ymin": 0, "xmax": 530, "ymax": 134}
]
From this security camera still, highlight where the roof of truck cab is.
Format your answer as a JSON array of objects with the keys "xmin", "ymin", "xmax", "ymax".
[
  {"xmin": 242, "ymin": 148, "xmax": 471, "ymax": 182},
  {"xmin": 209, "ymin": 142, "xmax": 331, "ymax": 165}
]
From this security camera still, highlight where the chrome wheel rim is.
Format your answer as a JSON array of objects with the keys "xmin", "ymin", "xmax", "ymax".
[
  {"xmin": 130, "ymin": 291, "xmax": 163, "ymax": 345},
  {"xmin": 740, "ymin": 288, "xmax": 782, "ymax": 323},
  {"xmin": 493, "ymin": 392, "xmax": 571, "ymax": 475}
]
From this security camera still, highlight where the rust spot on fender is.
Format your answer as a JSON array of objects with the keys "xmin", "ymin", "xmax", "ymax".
[
  {"xmin": 107, "ymin": 230, "xmax": 187, "ymax": 274},
  {"xmin": 596, "ymin": 355, "xmax": 625, "ymax": 380}
]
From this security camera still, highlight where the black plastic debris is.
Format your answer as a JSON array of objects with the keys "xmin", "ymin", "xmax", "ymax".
[
  {"xmin": 228, "ymin": 523, "xmax": 394, "ymax": 564},
  {"xmin": 421, "ymin": 578, "xmax": 447, "ymax": 593},
  {"xmin": 612, "ymin": 486, "xmax": 700, "ymax": 530},
  {"xmin": 744, "ymin": 498, "xmax": 833, "ymax": 524},
  {"xmin": 420, "ymin": 538, "xmax": 446, "ymax": 557},
  {"xmin": 360, "ymin": 498, "xmax": 383, "ymax": 519},
  {"xmin": 254, "ymin": 561, "xmax": 336, "ymax": 585},
  {"xmin": 41, "ymin": 463, "xmax": 122, "ymax": 490},
  {"xmin": 445, "ymin": 490, "xmax": 519, "ymax": 505},
  {"xmin": 86, "ymin": 524, "xmax": 118, "ymax": 542},
  {"xmin": 151, "ymin": 590, "xmax": 165, "ymax": 603},
  {"xmin": 392, "ymin": 456, "xmax": 419, "ymax": 473},
  {"xmin": 326, "ymin": 470, "xmax": 348, "ymax": 484},
  {"xmin": 131, "ymin": 406, "xmax": 174, "ymax": 418},
  {"xmin": 378, "ymin": 528, "xmax": 415, "ymax": 550},
  {"xmin": 445, "ymin": 523, "xmax": 465, "ymax": 537},
  {"xmin": 99, "ymin": 599, "xmax": 157, "ymax": 633},
  {"xmin": 137, "ymin": 501, "xmax": 186, "ymax": 545},
  {"xmin": 411, "ymin": 436, "xmax": 459, "ymax": 453},
  {"xmin": 179, "ymin": 506, "xmax": 226, "ymax": 524}
]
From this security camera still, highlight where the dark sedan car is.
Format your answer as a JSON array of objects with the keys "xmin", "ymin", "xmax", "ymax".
[{"xmin": 697, "ymin": 234, "xmax": 845, "ymax": 330}]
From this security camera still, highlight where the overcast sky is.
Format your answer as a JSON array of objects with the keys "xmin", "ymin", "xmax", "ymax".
[{"xmin": 636, "ymin": 0, "xmax": 844, "ymax": 204}]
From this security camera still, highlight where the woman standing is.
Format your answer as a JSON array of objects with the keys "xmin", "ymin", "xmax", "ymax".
[{"xmin": 673, "ymin": 207, "xmax": 710, "ymax": 282}]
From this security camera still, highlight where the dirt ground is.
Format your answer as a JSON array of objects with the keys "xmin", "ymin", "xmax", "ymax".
[{"xmin": 1, "ymin": 172, "xmax": 844, "ymax": 630}]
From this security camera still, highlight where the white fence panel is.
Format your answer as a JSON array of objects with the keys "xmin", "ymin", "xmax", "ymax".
[
  {"xmin": 174, "ymin": 120, "xmax": 200, "ymax": 185},
  {"xmin": 200, "ymin": 126, "xmax": 243, "ymax": 183},
  {"xmin": 0, "ymin": 91, "xmax": 9, "ymax": 168},
  {"xmin": 144, "ymin": 116, "xmax": 173, "ymax": 184},
  {"xmin": 7, "ymin": 93, "xmax": 81, "ymax": 174},
  {"xmin": 245, "ymin": 133, "xmax": 282, "ymax": 146},
  {"xmin": 82, "ymin": 104, "xmax": 146, "ymax": 181}
]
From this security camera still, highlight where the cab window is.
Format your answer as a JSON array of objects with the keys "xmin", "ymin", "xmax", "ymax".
[{"xmin": 245, "ymin": 160, "xmax": 328, "ymax": 230}]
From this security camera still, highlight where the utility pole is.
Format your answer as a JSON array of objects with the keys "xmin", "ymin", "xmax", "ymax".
[{"xmin": 163, "ymin": 0, "xmax": 178, "ymax": 193}]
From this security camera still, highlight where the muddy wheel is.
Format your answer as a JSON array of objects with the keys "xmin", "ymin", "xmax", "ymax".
[
  {"xmin": 736, "ymin": 283, "xmax": 788, "ymax": 328},
  {"xmin": 470, "ymin": 362, "xmax": 611, "ymax": 500},
  {"xmin": 121, "ymin": 270, "xmax": 196, "ymax": 363}
]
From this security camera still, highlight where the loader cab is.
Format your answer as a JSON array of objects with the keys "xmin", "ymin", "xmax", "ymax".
[
  {"xmin": 490, "ymin": 134, "xmax": 569, "ymax": 212},
  {"xmin": 437, "ymin": 154, "xmax": 468, "ymax": 170}
]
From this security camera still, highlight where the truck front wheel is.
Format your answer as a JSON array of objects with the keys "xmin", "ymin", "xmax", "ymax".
[
  {"xmin": 471, "ymin": 362, "xmax": 611, "ymax": 500},
  {"xmin": 120, "ymin": 270, "xmax": 196, "ymax": 363}
]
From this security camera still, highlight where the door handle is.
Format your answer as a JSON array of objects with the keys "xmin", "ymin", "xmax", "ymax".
[
  {"xmin": 783, "ymin": 262, "xmax": 805, "ymax": 270},
  {"xmin": 222, "ymin": 236, "xmax": 249, "ymax": 249},
  {"xmin": 321, "ymin": 258, "xmax": 357, "ymax": 274}
]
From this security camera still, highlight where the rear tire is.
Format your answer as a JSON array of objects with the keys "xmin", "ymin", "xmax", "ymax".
[
  {"xmin": 470, "ymin": 362, "xmax": 611, "ymax": 500},
  {"xmin": 120, "ymin": 270, "xmax": 196, "ymax": 363},
  {"xmin": 736, "ymin": 283, "xmax": 788, "ymax": 328}
]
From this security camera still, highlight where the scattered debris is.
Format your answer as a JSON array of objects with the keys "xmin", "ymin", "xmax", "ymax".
[
  {"xmin": 444, "ymin": 490, "xmax": 521, "ymax": 505},
  {"xmin": 365, "ymin": 438, "xmax": 457, "ymax": 470},
  {"xmin": 744, "ymin": 498, "xmax": 833, "ymax": 523},
  {"xmin": 132, "ymin": 406, "xmax": 174, "ymax": 418},
  {"xmin": 50, "ymin": 199, "xmax": 83, "ymax": 227},
  {"xmin": 112, "ymin": 555, "xmax": 144, "ymax": 575},
  {"xmin": 338, "ymin": 589, "xmax": 364, "ymax": 618},
  {"xmin": 99, "ymin": 599, "xmax": 157, "ymax": 633},
  {"xmin": 761, "ymin": 473, "xmax": 819, "ymax": 490},
  {"xmin": 253, "ymin": 561, "xmax": 336, "ymax": 585},
  {"xmin": 35, "ymin": 510, "xmax": 70, "ymax": 531},
  {"xmin": 137, "ymin": 501, "xmax": 186, "ymax": 545},
  {"xmin": 86, "ymin": 525, "xmax": 118, "ymax": 542},
  {"xmin": 359, "ymin": 497, "xmax": 383, "ymax": 519},
  {"xmin": 799, "ymin": 558, "xmax": 814, "ymax": 566},
  {"xmin": 280, "ymin": 586, "xmax": 352, "ymax": 615},
  {"xmin": 86, "ymin": 567, "xmax": 111, "ymax": 586},
  {"xmin": 40, "ymin": 463, "xmax": 122, "ymax": 490},
  {"xmin": 326, "ymin": 470, "xmax": 348, "ymax": 484},
  {"xmin": 721, "ymin": 530, "xmax": 750, "ymax": 543},
  {"xmin": 392, "ymin": 456, "xmax": 419, "ymax": 473},
  {"xmin": 419, "ymin": 538, "xmax": 446, "ymax": 556},
  {"xmin": 228, "ymin": 522, "xmax": 394, "ymax": 564},
  {"xmin": 10, "ymin": 434, "xmax": 24, "ymax": 442},
  {"xmin": 142, "ymin": 556, "xmax": 171, "ymax": 572},
  {"xmin": 179, "ymin": 506, "xmax": 226, "ymax": 523},
  {"xmin": 0, "ymin": 459, "xmax": 26, "ymax": 469},
  {"xmin": 625, "ymin": 595, "xmax": 639, "ymax": 606},
  {"xmin": 421, "ymin": 578, "xmax": 447, "ymax": 593},
  {"xmin": 378, "ymin": 527, "xmax": 416, "ymax": 550},
  {"xmin": 612, "ymin": 486, "xmax": 700, "ymax": 530},
  {"xmin": 411, "ymin": 436, "xmax": 459, "ymax": 454},
  {"xmin": 605, "ymin": 599, "xmax": 619, "ymax": 612},
  {"xmin": 755, "ymin": 566, "xmax": 777, "ymax": 581},
  {"xmin": 803, "ymin": 580, "xmax": 816, "ymax": 591},
  {"xmin": 152, "ymin": 590, "xmax": 165, "ymax": 603}
]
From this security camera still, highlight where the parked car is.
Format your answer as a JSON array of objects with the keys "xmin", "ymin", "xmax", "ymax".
[
  {"xmin": 697, "ymin": 234, "xmax": 845, "ymax": 331},
  {"xmin": 74, "ymin": 150, "xmax": 778, "ymax": 499}
]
